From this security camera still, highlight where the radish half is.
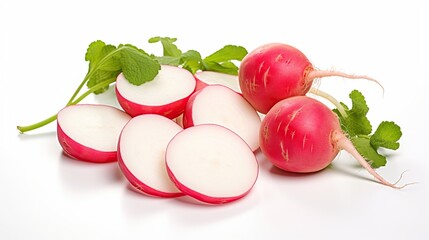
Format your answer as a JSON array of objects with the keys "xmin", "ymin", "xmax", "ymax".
[
  {"xmin": 115, "ymin": 65, "xmax": 196, "ymax": 118},
  {"xmin": 194, "ymin": 71, "xmax": 241, "ymax": 93},
  {"xmin": 166, "ymin": 124, "xmax": 259, "ymax": 204},
  {"xmin": 57, "ymin": 104, "xmax": 131, "ymax": 163},
  {"xmin": 118, "ymin": 114, "xmax": 184, "ymax": 197},
  {"xmin": 183, "ymin": 85, "xmax": 261, "ymax": 151}
]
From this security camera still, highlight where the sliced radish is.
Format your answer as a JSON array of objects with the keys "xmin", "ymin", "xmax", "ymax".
[
  {"xmin": 118, "ymin": 114, "xmax": 184, "ymax": 197},
  {"xmin": 115, "ymin": 65, "xmax": 196, "ymax": 118},
  {"xmin": 183, "ymin": 85, "xmax": 261, "ymax": 151},
  {"xmin": 57, "ymin": 104, "xmax": 131, "ymax": 163},
  {"xmin": 194, "ymin": 71, "xmax": 241, "ymax": 93},
  {"xmin": 166, "ymin": 124, "xmax": 258, "ymax": 204}
]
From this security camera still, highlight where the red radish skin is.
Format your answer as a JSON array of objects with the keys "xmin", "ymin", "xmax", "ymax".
[
  {"xmin": 239, "ymin": 43, "xmax": 379, "ymax": 114},
  {"xmin": 57, "ymin": 104, "xmax": 131, "ymax": 163},
  {"xmin": 117, "ymin": 115, "xmax": 184, "ymax": 198},
  {"xmin": 115, "ymin": 65, "xmax": 196, "ymax": 118},
  {"xmin": 260, "ymin": 96, "xmax": 405, "ymax": 189},
  {"xmin": 58, "ymin": 125, "xmax": 116, "ymax": 163}
]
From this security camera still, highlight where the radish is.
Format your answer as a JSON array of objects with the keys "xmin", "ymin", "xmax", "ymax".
[
  {"xmin": 183, "ymin": 85, "xmax": 261, "ymax": 151},
  {"xmin": 166, "ymin": 124, "xmax": 258, "ymax": 204},
  {"xmin": 117, "ymin": 114, "xmax": 184, "ymax": 197},
  {"xmin": 57, "ymin": 104, "xmax": 131, "ymax": 163},
  {"xmin": 239, "ymin": 43, "xmax": 380, "ymax": 114},
  {"xmin": 259, "ymin": 96, "xmax": 406, "ymax": 189},
  {"xmin": 115, "ymin": 65, "xmax": 196, "ymax": 118},
  {"xmin": 194, "ymin": 71, "xmax": 241, "ymax": 93}
]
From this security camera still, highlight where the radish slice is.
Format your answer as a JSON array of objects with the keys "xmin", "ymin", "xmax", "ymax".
[
  {"xmin": 57, "ymin": 104, "xmax": 131, "ymax": 163},
  {"xmin": 115, "ymin": 65, "xmax": 196, "ymax": 118},
  {"xmin": 194, "ymin": 71, "xmax": 241, "ymax": 93},
  {"xmin": 183, "ymin": 85, "xmax": 261, "ymax": 151},
  {"xmin": 118, "ymin": 114, "xmax": 184, "ymax": 197},
  {"xmin": 166, "ymin": 124, "xmax": 258, "ymax": 204}
]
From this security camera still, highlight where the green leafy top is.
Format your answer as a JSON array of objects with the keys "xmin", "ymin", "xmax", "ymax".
[
  {"xmin": 85, "ymin": 41, "xmax": 160, "ymax": 94},
  {"xmin": 333, "ymin": 90, "xmax": 402, "ymax": 168},
  {"xmin": 148, "ymin": 36, "xmax": 248, "ymax": 75},
  {"xmin": 16, "ymin": 37, "xmax": 248, "ymax": 133}
]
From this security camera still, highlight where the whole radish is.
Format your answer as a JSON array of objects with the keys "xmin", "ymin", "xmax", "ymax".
[
  {"xmin": 259, "ymin": 96, "xmax": 406, "ymax": 189},
  {"xmin": 239, "ymin": 43, "xmax": 379, "ymax": 114}
]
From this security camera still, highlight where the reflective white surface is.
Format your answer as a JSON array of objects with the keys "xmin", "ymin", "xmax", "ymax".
[{"xmin": 1, "ymin": 0, "xmax": 428, "ymax": 239}]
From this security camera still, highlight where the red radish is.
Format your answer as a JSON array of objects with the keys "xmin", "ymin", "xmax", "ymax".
[
  {"xmin": 194, "ymin": 71, "xmax": 241, "ymax": 93},
  {"xmin": 57, "ymin": 104, "xmax": 131, "ymax": 163},
  {"xmin": 260, "ymin": 96, "xmax": 405, "ymax": 189},
  {"xmin": 183, "ymin": 85, "xmax": 261, "ymax": 151},
  {"xmin": 166, "ymin": 124, "xmax": 259, "ymax": 204},
  {"xmin": 116, "ymin": 65, "xmax": 196, "ymax": 118},
  {"xmin": 239, "ymin": 43, "xmax": 380, "ymax": 114},
  {"xmin": 117, "ymin": 114, "xmax": 184, "ymax": 198}
]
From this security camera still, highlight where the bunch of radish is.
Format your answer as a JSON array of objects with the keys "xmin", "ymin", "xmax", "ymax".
[
  {"xmin": 240, "ymin": 43, "xmax": 408, "ymax": 189},
  {"xmin": 24, "ymin": 40, "xmax": 409, "ymax": 206}
]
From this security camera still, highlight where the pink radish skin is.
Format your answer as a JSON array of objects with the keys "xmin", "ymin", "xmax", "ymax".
[
  {"xmin": 117, "ymin": 114, "xmax": 184, "ymax": 198},
  {"xmin": 57, "ymin": 104, "xmax": 131, "ymax": 163},
  {"xmin": 183, "ymin": 85, "xmax": 261, "ymax": 151},
  {"xmin": 239, "ymin": 43, "xmax": 378, "ymax": 114},
  {"xmin": 260, "ymin": 96, "xmax": 405, "ymax": 189},
  {"xmin": 116, "ymin": 65, "xmax": 196, "ymax": 118},
  {"xmin": 166, "ymin": 124, "xmax": 259, "ymax": 204}
]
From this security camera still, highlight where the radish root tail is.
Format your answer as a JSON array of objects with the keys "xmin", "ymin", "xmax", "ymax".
[
  {"xmin": 307, "ymin": 69, "xmax": 385, "ymax": 94},
  {"xmin": 333, "ymin": 130, "xmax": 409, "ymax": 189}
]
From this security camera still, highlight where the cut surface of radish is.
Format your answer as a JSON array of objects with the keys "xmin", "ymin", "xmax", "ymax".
[
  {"xmin": 194, "ymin": 71, "xmax": 241, "ymax": 93},
  {"xmin": 116, "ymin": 65, "xmax": 196, "ymax": 118},
  {"xmin": 118, "ymin": 114, "xmax": 184, "ymax": 197},
  {"xmin": 57, "ymin": 104, "xmax": 131, "ymax": 163},
  {"xmin": 166, "ymin": 124, "xmax": 258, "ymax": 204},
  {"xmin": 183, "ymin": 85, "xmax": 261, "ymax": 151}
]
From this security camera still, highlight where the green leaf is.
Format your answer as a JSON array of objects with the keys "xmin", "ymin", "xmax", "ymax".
[
  {"xmin": 87, "ymin": 70, "xmax": 121, "ymax": 94},
  {"xmin": 85, "ymin": 41, "xmax": 121, "ymax": 94},
  {"xmin": 85, "ymin": 40, "xmax": 120, "ymax": 71},
  {"xmin": 335, "ymin": 90, "xmax": 372, "ymax": 136},
  {"xmin": 202, "ymin": 45, "xmax": 247, "ymax": 75},
  {"xmin": 153, "ymin": 56, "xmax": 181, "ymax": 66},
  {"xmin": 148, "ymin": 36, "xmax": 182, "ymax": 57},
  {"xmin": 203, "ymin": 61, "xmax": 239, "ymax": 75},
  {"xmin": 351, "ymin": 137, "xmax": 387, "ymax": 168},
  {"xmin": 204, "ymin": 45, "xmax": 247, "ymax": 62},
  {"xmin": 349, "ymin": 90, "xmax": 369, "ymax": 115},
  {"xmin": 119, "ymin": 46, "xmax": 161, "ymax": 85},
  {"xmin": 181, "ymin": 50, "xmax": 203, "ymax": 74},
  {"xmin": 370, "ymin": 121, "xmax": 402, "ymax": 150},
  {"xmin": 332, "ymin": 89, "xmax": 402, "ymax": 168}
]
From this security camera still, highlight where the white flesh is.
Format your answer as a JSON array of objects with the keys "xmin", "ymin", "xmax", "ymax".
[
  {"xmin": 57, "ymin": 105, "xmax": 131, "ymax": 151},
  {"xmin": 190, "ymin": 85, "xmax": 261, "ymax": 151},
  {"xmin": 195, "ymin": 71, "xmax": 241, "ymax": 93},
  {"xmin": 119, "ymin": 114, "xmax": 182, "ymax": 193},
  {"xmin": 166, "ymin": 124, "xmax": 258, "ymax": 198},
  {"xmin": 116, "ymin": 65, "xmax": 196, "ymax": 106}
]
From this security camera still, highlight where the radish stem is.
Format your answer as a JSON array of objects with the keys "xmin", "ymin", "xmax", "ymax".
[{"xmin": 308, "ymin": 88, "xmax": 347, "ymax": 118}]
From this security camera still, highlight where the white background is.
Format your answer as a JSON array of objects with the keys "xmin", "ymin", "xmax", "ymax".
[{"xmin": 1, "ymin": 0, "xmax": 428, "ymax": 239}]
